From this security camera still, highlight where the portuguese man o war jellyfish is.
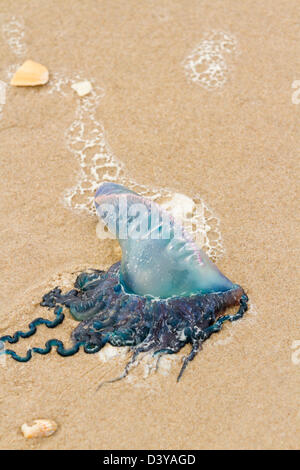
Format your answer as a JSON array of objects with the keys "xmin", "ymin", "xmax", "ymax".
[{"xmin": 0, "ymin": 183, "xmax": 248, "ymax": 383}]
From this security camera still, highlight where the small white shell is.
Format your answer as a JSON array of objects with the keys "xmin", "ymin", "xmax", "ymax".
[
  {"xmin": 71, "ymin": 80, "xmax": 92, "ymax": 97},
  {"xmin": 21, "ymin": 419, "xmax": 58, "ymax": 439}
]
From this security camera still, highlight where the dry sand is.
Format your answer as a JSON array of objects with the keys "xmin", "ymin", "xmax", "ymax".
[{"xmin": 0, "ymin": 0, "xmax": 299, "ymax": 449}]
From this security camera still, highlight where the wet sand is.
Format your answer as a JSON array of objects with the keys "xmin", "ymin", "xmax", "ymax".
[{"xmin": 0, "ymin": 0, "xmax": 299, "ymax": 449}]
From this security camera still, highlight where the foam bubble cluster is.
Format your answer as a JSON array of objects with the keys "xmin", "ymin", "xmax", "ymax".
[
  {"xmin": 47, "ymin": 73, "xmax": 224, "ymax": 260},
  {"xmin": 1, "ymin": 15, "xmax": 27, "ymax": 57},
  {"xmin": 183, "ymin": 31, "xmax": 237, "ymax": 90},
  {"xmin": 0, "ymin": 15, "xmax": 26, "ymax": 114},
  {"xmin": 46, "ymin": 73, "xmax": 124, "ymax": 212},
  {"xmin": 0, "ymin": 81, "xmax": 6, "ymax": 120}
]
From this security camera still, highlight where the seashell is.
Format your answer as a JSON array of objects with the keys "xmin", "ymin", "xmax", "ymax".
[
  {"xmin": 10, "ymin": 60, "xmax": 49, "ymax": 87},
  {"xmin": 21, "ymin": 419, "xmax": 57, "ymax": 439},
  {"xmin": 71, "ymin": 80, "xmax": 92, "ymax": 97}
]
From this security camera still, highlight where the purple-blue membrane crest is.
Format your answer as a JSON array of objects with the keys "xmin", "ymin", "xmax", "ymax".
[{"xmin": 95, "ymin": 182, "xmax": 235, "ymax": 298}]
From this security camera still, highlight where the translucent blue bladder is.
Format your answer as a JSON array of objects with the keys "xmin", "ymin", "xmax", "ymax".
[{"xmin": 95, "ymin": 182, "xmax": 235, "ymax": 298}]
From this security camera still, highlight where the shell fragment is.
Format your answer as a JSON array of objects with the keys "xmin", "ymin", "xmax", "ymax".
[
  {"xmin": 10, "ymin": 60, "xmax": 49, "ymax": 87},
  {"xmin": 21, "ymin": 419, "xmax": 58, "ymax": 439},
  {"xmin": 71, "ymin": 80, "xmax": 92, "ymax": 97}
]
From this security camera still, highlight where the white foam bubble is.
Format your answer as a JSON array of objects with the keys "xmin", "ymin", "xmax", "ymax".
[
  {"xmin": 183, "ymin": 31, "xmax": 237, "ymax": 90},
  {"xmin": 1, "ymin": 15, "xmax": 27, "ymax": 57},
  {"xmin": 0, "ymin": 81, "xmax": 6, "ymax": 120},
  {"xmin": 0, "ymin": 15, "xmax": 26, "ymax": 116},
  {"xmin": 158, "ymin": 191, "xmax": 223, "ymax": 259},
  {"xmin": 160, "ymin": 192, "xmax": 196, "ymax": 221},
  {"xmin": 97, "ymin": 343, "xmax": 129, "ymax": 363},
  {"xmin": 45, "ymin": 72, "xmax": 125, "ymax": 213},
  {"xmin": 96, "ymin": 341, "xmax": 181, "ymax": 382},
  {"xmin": 0, "ymin": 81, "xmax": 6, "ymax": 105},
  {"xmin": 142, "ymin": 353, "xmax": 180, "ymax": 378}
]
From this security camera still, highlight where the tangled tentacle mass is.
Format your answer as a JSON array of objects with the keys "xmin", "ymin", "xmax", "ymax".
[{"xmin": 0, "ymin": 183, "xmax": 248, "ymax": 382}]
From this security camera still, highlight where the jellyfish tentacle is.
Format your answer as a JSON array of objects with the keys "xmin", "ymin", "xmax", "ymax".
[
  {"xmin": 97, "ymin": 350, "xmax": 136, "ymax": 390},
  {"xmin": 2, "ymin": 338, "xmax": 101, "ymax": 363},
  {"xmin": 84, "ymin": 342, "xmax": 104, "ymax": 354},
  {"xmin": 74, "ymin": 269, "xmax": 105, "ymax": 290},
  {"xmin": 177, "ymin": 337, "xmax": 201, "ymax": 382},
  {"xmin": 96, "ymin": 322, "xmax": 165, "ymax": 389},
  {"xmin": 228, "ymin": 293, "xmax": 248, "ymax": 322},
  {"xmin": 69, "ymin": 299, "xmax": 103, "ymax": 321},
  {"xmin": 175, "ymin": 293, "xmax": 249, "ymax": 380},
  {"xmin": 0, "ymin": 306, "xmax": 64, "ymax": 345},
  {"xmin": 0, "ymin": 306, "xmax": 94, "ymax": 362},
  {"xmin": 32, "ymin": 339, "xmax": 84, "ymax": 357},
  {"xmin": 4, "ymin": 348, "xmax": 33, "ymax": 362},
  {"xmin": 203, "ymin": 291, "xmax": 249, "ymax": 339},
  {"xmin": 127, "ymin": 306, "xmax": 166, "ymax": 363},
  {"xmin": 97, "ymin": 367, "xmax": 129, "ymax": 390},
  {"xmin": 41, "ymin": 275, "xmax": 107, "ymax": 321},
  {"xmin": 97, "ymin": 323, "xmax": 168, "ymax": 390},
  {"xmin": 114, "ymin": 306, "xmax": 183, "ymax": 381},
  {"xmin": 41, "ymin": 288, "xmax": 74, "ymax": 310}
]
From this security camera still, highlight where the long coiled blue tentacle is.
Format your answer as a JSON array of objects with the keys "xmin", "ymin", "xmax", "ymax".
[
  {"xmin": 0, "ymin": 305, "xmax": 101, "ymax": 363},
  {"xmin": 0, "ymin": 306, "xmax": 64, "ymax": 344}
]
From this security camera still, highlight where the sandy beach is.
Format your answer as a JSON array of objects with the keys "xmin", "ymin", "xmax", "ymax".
[{"xmin": 0, "ymin": 0, "xmax": 299, "ymax": 449}]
